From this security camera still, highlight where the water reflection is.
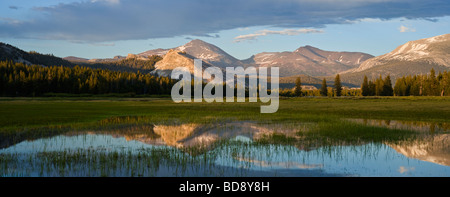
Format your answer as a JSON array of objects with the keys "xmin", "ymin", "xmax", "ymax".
[
  {"xmin": 0, "ymin": 122, "xmax": 305, "ymax": 150},
  {"xmin": 347, "ymin": 118, "xmax": 450, "ymax": 167},
  {"xmin": 349, "ymin": 118, "xmax": 450, "ymax": 133},
  {"xmin": 387, "ymin": 134, "xmax": 450, "ymax": 166},
  {"xmin": 0, "ymin": 120, "xmax": 449, "ymax": 177}
]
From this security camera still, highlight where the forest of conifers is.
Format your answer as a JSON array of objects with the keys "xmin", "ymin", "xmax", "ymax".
[
  {"xmin": 361, "ymin": 68, "xmax": 450, "ymax": 96},
  {"xmin": 1, "ymin": 59, "xmax": 450, "ymax": 97},
  {"xmin": 0, "ymin": 61, "xmax": 175, "ymax": 96}
]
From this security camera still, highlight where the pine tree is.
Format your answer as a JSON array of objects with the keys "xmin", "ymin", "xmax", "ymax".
[
  {"xmin": 368, "ymin": 80, "xmax": 376, "ymax": 96},
  {"xmin": 375, "ymin": 75, "xmax": 384, "ymax": 96},
  {"xmin": 394, "ymin": 77, "xmax": 406, "ymax": 96},
  {"xmin": 429, "ymin": 68, "xmax": 439, "ymax": 96},
  {"xmin": 320, "ymin": 78, "xmax": 328, "ymax": 96},
  {"xmin": 294, "ymin": 77, "xmax": 302, "ymax": 97},
  {"xmin": 334, "ymin": 74, "xmax": 342, "ymax": 97},
  {"xmin": 441, "ymin": 71, "xmax": 448, "ymax": 96},
  {"xmin": 361, "ymin": 75, "xmax": 369, "ymax": 96},
  {"xmin": 382, "ymin": 75, "xmax": 393, "ymax": 96}
]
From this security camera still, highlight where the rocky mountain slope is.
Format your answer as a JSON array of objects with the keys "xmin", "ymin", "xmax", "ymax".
[
  {"xmin": 142, "ymin": 39, "xmax": 245, "ymax": 70},
  {"xmin": 151, "ymin": 49, "xmax": 214, "ymax": 77},
  {"xmin": 339, "ymin": 34, "xmax": 450, "ymax": 85},
  {"xmin": 149, "ymin": 40, "xmax": 373, "ymax": 78},
  {"xmin": 244, "ymin": 45, "xmax": 373, "ymax": 77},
  {"xmin": 0, "ymin": 42, "xmax": 73, "ymax": 67}
]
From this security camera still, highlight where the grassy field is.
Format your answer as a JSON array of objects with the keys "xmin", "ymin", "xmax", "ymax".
[
  {"xmin": 1, "ymin": 96, "xmax": 449, "ymax": 177},
  {"xmin": 1, "ymin": 96, "xmax": 449, "ymax": 130}
]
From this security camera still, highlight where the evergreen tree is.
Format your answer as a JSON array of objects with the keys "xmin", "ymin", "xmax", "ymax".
[
  {"xmin": 382, "ymin": 75, "xmax": 393, "ymax": 96},
  {"xmin": 441, "ymin": 71, "xmax": 448, "ymax": 96},
  {"xmin": 429, "ymin": 68, "xmax": 439, "ymax": 96},
  {"xmin": 294, "ymin": 77, "xmax": 302, "ymax": 97},
  {"xmin": 375, "ymin": 75, "xmax": 384, "ymax": 96},
  {"xmin": 334, "ymin": 74, "xmax": 342, "ymax": 97},
  {"xmin": 361, "ymin": 75, "xmax": 369, "ymax": 96},
  {"xmin": 410, "ymin": 76, "xmax": 421, "ymax": 96},
  {"xmin": 368, "ymin": 81, "xmax": 376, "ymax": 96},
  {"xmin": 320, "ymin": 78, "xmax": 328, "ymax": 96},
  {"xmin": 394, "ymin": 77, "xmax": 406, "ymax": 96}
]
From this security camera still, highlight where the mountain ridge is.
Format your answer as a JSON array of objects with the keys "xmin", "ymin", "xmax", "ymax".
[
  {"xmin": 148, "ymin": 39, "xmax": 373, "ymax": 77},
  {"xmin": 242, "ymin": 45, "xmax": 373, "ymax": 77},
  {"xmin": 339, "ymin": 34, "xmax": 450, "ymax": 85}
]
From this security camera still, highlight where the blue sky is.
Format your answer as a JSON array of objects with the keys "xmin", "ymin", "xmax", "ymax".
[{"xmin": 1, "ymin": 0, "xmax": 450, "ymax": 59}]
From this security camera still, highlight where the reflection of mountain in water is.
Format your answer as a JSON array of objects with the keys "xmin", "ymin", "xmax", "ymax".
[
  {"xmin": 349, "ymin": 119, "xmax": 450, "ymax": 133},
  {"xmin": 130, "ymin": 122, "xmax": 302, "ymax": 148},
  {"xmin": 348, "ymin": 119, "xmax": 450, "ymax": 166},
  {"xmin": 386, "ymin": 134, "xmax": 450, "ymax": 166},
  {"xmin": 2, "ymin": 121, "xmax": 449, "ymax": 167},
  {"xmin": 0, "ymin": 122, "xmax": 303, "ymax": 150}
]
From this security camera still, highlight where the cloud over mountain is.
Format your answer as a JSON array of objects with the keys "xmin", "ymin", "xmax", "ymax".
[
  {"xmin": 0, "ymin": 0, "xmax": 449, "ymax": 42},
  {"xmin": 234, "ymin": 29, "xmax": 323, "ymax": 43}
]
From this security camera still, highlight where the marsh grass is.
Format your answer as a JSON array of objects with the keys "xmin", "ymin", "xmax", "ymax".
[
  {"xmin": 255, "ymin": 119, "xmax": 445, "ymax": 151},
  {"xmin": 2, "ymin": 97, "xmax": 450, "ymax": 131},
  {"xmin": 0, "ymin": 147, "xmax": 223, "ymax": 177},
  {"xmin": 1, "ymin": 97, "xmax": 449, "ymax": 177}
]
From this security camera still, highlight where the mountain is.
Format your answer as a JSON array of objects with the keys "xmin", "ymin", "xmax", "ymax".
[
  {"xmin": 144, "ymin": 39, "xmax": 245, "ymax": 69},
  {"xmin": 339, "ymin": 34, "xmax": 450, "ymax": 85},
  {"xmin": 279, "ymin": 74, "xmax": 322, "ymax": 85},
  {"xmin": 0, "ymin": 42, "xmax": 74, "ymax": 67},
  {"xmin": 139, "ymin": 48, "xmax": 171, "ymax": 57},
  {"xmin": 149, "ymin": 40, "xmax": 372, "ymax": 78},
  {"xmin": 63, "ymin": 56, "xmax": 89, "ymax": 62},
  {"xmin": 1, "ymin": 42, "xmax": 162, "ymax": 73},
  {"xmin": 151, "ymin": 49, "xmax": 214, "ymax": 77},
  {"xmin": 244, "ymin": 45, "xmax": 373, "ymax": 77},
  {"xmin": 64, "ymin": 55, "xmax": 128, "ymax": 63},
  {"xmin": 174, "ymin": 39, "xmax": 245, "ymax": 68},
  {"xmin": 150, "ymin": 39, "xmax": 247, "ymax": 78}
]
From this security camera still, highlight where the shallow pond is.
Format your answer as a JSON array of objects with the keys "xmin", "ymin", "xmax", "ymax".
[{"xmin": 0, "ymin": 121, "xmax": 449, "ymax": 177}]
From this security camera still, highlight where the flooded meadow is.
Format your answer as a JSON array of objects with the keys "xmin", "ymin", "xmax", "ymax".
[{"xmin": 1, "ymin": 118, "xmax": 449, "ymax": 177}]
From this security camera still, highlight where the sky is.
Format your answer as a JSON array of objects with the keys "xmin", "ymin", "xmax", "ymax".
[{"xmin": 1, "ymin": 0, "xmax": 450, "ymax": 59}]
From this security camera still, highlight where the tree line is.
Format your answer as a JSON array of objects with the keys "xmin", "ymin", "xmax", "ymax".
[
  {"xmin": 279, "ymin": 74, "xmax": 358, "ymax": 97},
  {"xmin": 361, "ymin": 75, "xmax": 394, "ymax": 96},
  {"xmin": 393, "ymin": 68, "xmax": 450, "ymax": 96},
  {"xmin": 0, "ymin": 61, "xmax": 175, "ymax": 96},
  {"xmin": 284, "ymin": 68, "xmax": 450, "ymax": 97},
  {"xmin": 360, "ymin": 68, "xmax": 449, "ymax": 96},
  {"xmin": 2, "ymin": 59, "xmax": 449, "ymax": 98}
]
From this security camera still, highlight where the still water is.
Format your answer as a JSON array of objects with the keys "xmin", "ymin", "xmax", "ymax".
[{"xmin": 0, "ymin": 121, "xmax": 449, "ymax": 177}]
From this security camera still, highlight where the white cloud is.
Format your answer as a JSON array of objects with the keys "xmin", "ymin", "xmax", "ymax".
[
  {"xmin": 0, "ymin": 0, "xmax": 448, "ymax": 42},
  {"xmin": 91, "ymin": 43, "xmax": 115, "ymax": 47},
  {"xmin": 0, "ymin": 17, "xmax": 22, "ymax": 25},
  {"xmin": 91, "ymin": 0, "xmax": 120, "ymax": 4},
  {"xmin": 234, "ymin": 29, "xmax": 323, "ymax": 43},
  {"xmin": 399, "ymin": 25, "xmax": 416, "ymax": 32}
]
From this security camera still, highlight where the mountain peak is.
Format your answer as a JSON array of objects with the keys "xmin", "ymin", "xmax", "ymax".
[
  {"xmin": 294, "ymin": 45, "xmax": 323, "ymax": 53},
  {"xmin": 303, "ymin": 45, "xmax": 318, "ymax": 49},
  {"xmin": 339, "ymin": 33, "xmax": 450, "ymax": 85},
  {"xmin": 249, "ymin": 45, "xmax": 373, "ymax": 77},
  {"xmin": 186, "ymin": 39, "xmax": 208, "ymax": 45},
  {"xmin": 346, "ymin": 33, "xmax": 450, "ymax": 74}
]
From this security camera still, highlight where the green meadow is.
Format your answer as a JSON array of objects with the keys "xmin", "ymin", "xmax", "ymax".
[
  {"xmin": 1, "ymin": 97, "xmax": 449, "ymax": 177},
  {"xmin": 1, "ymin": 96, "xmax": 449, "ymax": 129}
]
